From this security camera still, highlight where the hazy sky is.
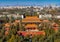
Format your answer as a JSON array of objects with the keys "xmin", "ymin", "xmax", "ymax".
[{"xmin": 0, "ymin": 0, "xmax": 60, "ymax": 6}]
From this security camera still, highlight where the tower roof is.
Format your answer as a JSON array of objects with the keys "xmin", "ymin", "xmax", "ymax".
[
  {"xmin": 25, "ymin": 24, "xmax": 37, "ymax": 28},
  {"xmin": 22, "ymin": 16, "xmax": 41, "ymax": 23}
]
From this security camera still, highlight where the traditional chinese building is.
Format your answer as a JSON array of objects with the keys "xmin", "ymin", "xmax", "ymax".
[{"xmin": 18, "ymin": 16, "xmax": 45, "ymax": 36}]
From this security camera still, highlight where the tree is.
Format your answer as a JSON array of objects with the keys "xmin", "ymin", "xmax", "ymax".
[{"xmin": 7, "ymin": 34, "xmax": 15, "ymax": 42}]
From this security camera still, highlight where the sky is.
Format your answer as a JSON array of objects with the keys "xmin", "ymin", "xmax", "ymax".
[{"xmin": 0, "ymin": 0, "xmax": 60, "ymax": 6}]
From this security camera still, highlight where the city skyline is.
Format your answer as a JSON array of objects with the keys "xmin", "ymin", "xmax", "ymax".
[{"xmin": 0, "ymin": 0, "xmax": 60, "ymax": 6}]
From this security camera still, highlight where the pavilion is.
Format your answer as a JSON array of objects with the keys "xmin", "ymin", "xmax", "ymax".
[{"xmin": 18, "ymin": 16, "xmax": 45, "ymax": 36}]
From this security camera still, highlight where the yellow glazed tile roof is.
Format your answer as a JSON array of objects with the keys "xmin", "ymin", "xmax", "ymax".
[
  {"xmin": 25, "ymin": 24, "xmax": 37, "ymax": 28},
  {"xmin": 22, "ymin": 16, "xmax": 41, "ymax": 23}
]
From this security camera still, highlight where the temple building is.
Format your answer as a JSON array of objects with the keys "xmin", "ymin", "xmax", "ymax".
[
  {"xmin": 22, "ymin": 16, "xmax": 41, "ymax": 31},
  {"xmin": 18, "ymin": 16, "xmax": 45, "ymax": 36}
]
